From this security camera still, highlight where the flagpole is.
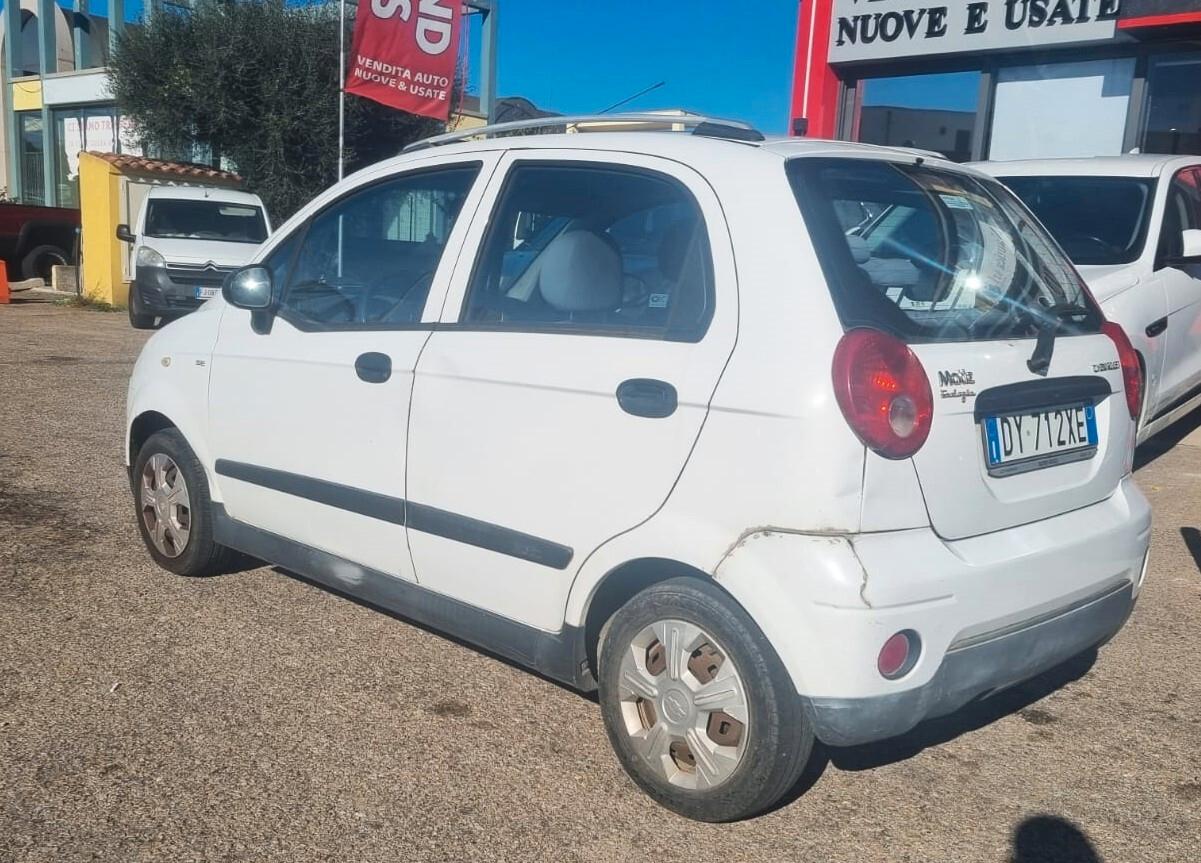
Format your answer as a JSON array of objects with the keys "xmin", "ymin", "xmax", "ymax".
[{"xmin": 338, "ymin": 0, "xmax": 346, "ymax": 181}]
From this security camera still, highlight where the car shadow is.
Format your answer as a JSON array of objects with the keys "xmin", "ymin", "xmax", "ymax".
[
  {"xmin": 1181, "ymin": 527, "xmax": 1201, "ymax": 574},
  {"xmin": 269, "ymin": 565, "xmax": 599, "ymax": 701},
  {"xmin": 1133, "ymin": 405, "xmax": 1201, "ymax": 470},
  {"xmin": 1010, "ymin": 815, "xmax": 1103, "ymax": 863},
  {"xmin": 824, "ymin": 649, "xmax": 1097, "ymax": 773}
]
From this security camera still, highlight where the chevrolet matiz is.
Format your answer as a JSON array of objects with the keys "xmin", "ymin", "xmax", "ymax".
[{"xmin": 125, "ymin": 115, "xmax": 1152, "ymax": 822}]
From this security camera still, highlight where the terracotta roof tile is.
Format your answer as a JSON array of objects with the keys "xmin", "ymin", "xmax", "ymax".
[{"xmin": 84, "ymin": 151, "xmax": 243, "ymax": 184}]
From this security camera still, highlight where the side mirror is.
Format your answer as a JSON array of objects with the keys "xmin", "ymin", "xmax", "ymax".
[
  {"xmin": 1182, "ymin": 229, "xmax": 1201, "ymax": 262},
  {"xmin": 223, "ymin": 266, "xmax": 273, "ymax": 310},
  {"xmin": 116, "ymin": 224, "xmax": 135, "ymax": 243}
]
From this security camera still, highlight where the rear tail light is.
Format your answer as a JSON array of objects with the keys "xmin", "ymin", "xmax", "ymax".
[
  {"xmin": 1102, "ymin": 321, "xmax": 1141, "ymax": 421},
  {"xmin": 832, "ymin": 329, "xmax": 934, "ymax": 459}
]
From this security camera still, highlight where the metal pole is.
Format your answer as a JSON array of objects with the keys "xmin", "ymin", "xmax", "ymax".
[
  {"xmin": 4, "ymin": 0, "xmax": 25, "ymax": 200},
  {"xmin": 38, "ymin": 0, "xmax": 57, "ymax": 206},
  {"xmin": 338, "ymin": 0, "xmax": 346, "ymax": 181}
]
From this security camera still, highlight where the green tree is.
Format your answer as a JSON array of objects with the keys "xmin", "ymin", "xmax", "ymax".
[{"xmin": 109, "ymin": 0, "xmax": 443, "ymax": 220}]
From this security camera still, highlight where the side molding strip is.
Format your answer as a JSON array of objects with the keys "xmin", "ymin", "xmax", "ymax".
[
  {"xmin": 214, "ymin": 459, "xmax": 574, "ymax": 570},
  {"xmin": 211, "ymin": 505, "xmax": 593, "ymax": 691}
]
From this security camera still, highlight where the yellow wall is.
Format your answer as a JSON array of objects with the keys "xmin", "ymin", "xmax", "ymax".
[
  {"xmin": 78, "ymin": 152, "xmax": 127, "ymax": 305},
  {"xmin": 11, "ymin": 79, "xmax": 42, "ymax": 111}
]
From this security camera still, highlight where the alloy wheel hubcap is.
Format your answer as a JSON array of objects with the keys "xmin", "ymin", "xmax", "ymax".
[
  {"xmin": 140, "ymin": 453, "xmax": 191, "ymax": 558},
  {"xmin": 617, "ymin": 619, "xmax": 749, "ymax": 790}
]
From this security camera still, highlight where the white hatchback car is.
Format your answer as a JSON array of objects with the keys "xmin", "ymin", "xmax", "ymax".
[
  {"xmin": 126, "ymin": 116, "xmax": 1152, "ymax": 822},
  {"xmin": 973, "ymin": 156, "xmax": 1201, "ymax": 443}
]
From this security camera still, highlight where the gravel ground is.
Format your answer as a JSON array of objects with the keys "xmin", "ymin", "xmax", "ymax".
[{"xmin": 1, "ymin": 301, "xmax": 1199, "ymax": 863}]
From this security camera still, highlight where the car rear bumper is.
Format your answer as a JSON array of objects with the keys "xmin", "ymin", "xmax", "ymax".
[
  {"xmin": 712, "ymin": 476, "xmax": 1151, "ymax": 746},
  {"xmin": 807, "ymin": 579, "xmax": 1135, "ymax": 746}
]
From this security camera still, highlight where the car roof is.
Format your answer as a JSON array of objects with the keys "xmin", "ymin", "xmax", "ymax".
[
  {"xmin": 356, "ymin": 130, "xmax": 966, "ymax": 182},
  {"xmin": 146, "ymin": 185, "xmax": 265, "ymax": 206},
  {"xmin": 970, "ymin": 154, "xmax": 1200, "ymax": 179}
]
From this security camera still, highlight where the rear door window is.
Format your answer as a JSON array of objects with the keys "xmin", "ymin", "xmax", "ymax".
[
  {"xmin": 462, "ymin": 163, "xmax": 713, "ymax": 341},
  {"xmin": 788, "ymin": 158, "xmax": 1103, "ymax": 343}
]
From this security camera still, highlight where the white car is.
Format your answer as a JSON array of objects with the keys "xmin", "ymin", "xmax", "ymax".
[
  {"xmin": 125, "ymin": 115, "xmax": 1152, "ymax": 822},
  {"xmin": 973, "ymin": 156, "xmax": 1201, "ymax": 443},
  {"xmin": 118, "ymin": 185, "xmax": 272, "ymax": 330}
]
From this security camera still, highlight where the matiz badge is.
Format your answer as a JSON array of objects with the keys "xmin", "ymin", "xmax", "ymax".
[{"xmin": 938, "ymin": 369, "xmax": 977, "ymax": 402}]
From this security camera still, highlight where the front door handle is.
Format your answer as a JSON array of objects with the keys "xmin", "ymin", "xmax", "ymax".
[
  {"xmin": 355, "ymin": 352, "xmax": 392, "ymax": 383},
  {"xmin": 616, "ymin": 378, "xmax": 677, "ymax": 418},
  {"xmin": 1146, "ymin": 317, "xmax": 1168, "ymax": 338}
]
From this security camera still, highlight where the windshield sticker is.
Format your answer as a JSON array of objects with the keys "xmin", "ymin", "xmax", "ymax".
[{"xmin": 648, "ymin": 293, "xmax": 669, "ymax": 309}]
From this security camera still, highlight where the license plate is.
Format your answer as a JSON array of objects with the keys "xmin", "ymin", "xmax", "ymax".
[
  {"xmin": 983, "ymin": 404, "xmax": 1099, "ymax": 477},
  {"xmin": 194, "ymin": 286, "xmax": 219, "ymax": 300}
]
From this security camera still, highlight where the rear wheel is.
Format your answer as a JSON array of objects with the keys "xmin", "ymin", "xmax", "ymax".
[
  {"xmin": 598, "ymin": 577, "xmax": 814, "ymax": 821},
  {"xmin": 132, "ymin": 429, "xmax": 233, "ymax": 576}
]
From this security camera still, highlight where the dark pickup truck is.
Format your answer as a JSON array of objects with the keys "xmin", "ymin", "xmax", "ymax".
[{"xmin": 0, "ymin": 201, "xmax": 80, "ymax": 282}]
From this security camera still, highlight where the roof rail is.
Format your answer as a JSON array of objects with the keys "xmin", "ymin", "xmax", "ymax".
[{"xmin": 403, "ymin": 112, "xmax": 765, "ymax": 153}]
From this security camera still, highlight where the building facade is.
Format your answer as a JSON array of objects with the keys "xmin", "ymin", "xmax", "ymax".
[
  {"xmin": 791, "ymin": 0, "xmax": 1201, "ymax": 161},
  {"xmin": 1, "ymin": 0, "xmax": 140, "ymax": 207}
]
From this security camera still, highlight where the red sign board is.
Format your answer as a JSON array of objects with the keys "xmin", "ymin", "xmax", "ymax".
[{"xmin": 346, "ymin": 0, "xmax": 462, "ymax": 121}]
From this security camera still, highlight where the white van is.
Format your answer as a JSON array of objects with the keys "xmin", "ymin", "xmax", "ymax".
[
  {"xmin": 118, "ymin": 185, "xmax": 271, "ymax": 329},
  {"xmin": 124, "ymin": 115, "xmax": 1151, "ymax": 822}
]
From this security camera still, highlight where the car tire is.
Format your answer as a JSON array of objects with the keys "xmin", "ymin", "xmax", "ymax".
[
  {"xmin": 131, "ymin": 429, "xmax": 234, "ymax": 577},
  {"xmin": 127, "ymin": 285, "xmax": 159, "ymax": 330},
  {"xmin": 598, "ymin": 577, "xmax": 814, "ymax": 822},
  {"xmin": 20, "ymin": 243, "xmax": 69, "ymax": 282}
]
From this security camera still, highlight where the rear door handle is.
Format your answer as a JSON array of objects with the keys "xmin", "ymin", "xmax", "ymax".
[
  {"xmin": 616, "ymin": 378, "xmax": 677, "ymax": 418},
  {"xmin": 1146, "ymin": 317, "xmax": 1168, "ymax": 338},
  {"xmin": 355, "ymin": 352, "xmax": 392, "ymax": 383}
]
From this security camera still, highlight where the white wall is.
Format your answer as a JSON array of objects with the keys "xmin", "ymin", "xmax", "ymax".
[{"xmin": 989, "ymin": 58, "xmax": 1135, "ymax": 161}]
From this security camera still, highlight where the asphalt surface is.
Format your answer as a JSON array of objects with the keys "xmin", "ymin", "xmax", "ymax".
[{"xmin": 1, "ymin": 301, "xmax": 1199, "ymax": 862}]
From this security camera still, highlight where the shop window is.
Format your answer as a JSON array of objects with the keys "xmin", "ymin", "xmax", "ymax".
[
  {"xmin": 854, "ymin": 71, "xmax": 981, "ymax": 162},
  {"xmin": 1143, "ymin": 55, "xmax": 1201, "ymax": 156},
  {"xmin": 18, "ymin": 114, "xmax": 45, "ymax": 206},
  {"xmin": 990, "ymin": 59, "xmax": 1134, "ymax": 161}
]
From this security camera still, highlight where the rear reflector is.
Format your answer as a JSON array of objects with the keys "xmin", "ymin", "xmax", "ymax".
[{"xmin": 878, "ymin": 630, "xmax": 921, "ymax": 680}]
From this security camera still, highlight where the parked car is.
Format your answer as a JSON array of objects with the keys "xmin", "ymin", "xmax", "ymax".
[
  {"xmin": 973, "ymin": 156, "xmax": 1201, "ymax": 443},
  {"xmin": 125, "ymin": 117, "xmax": 1152, "ymax": 822},
  {"xmin": 0, "ymin": 200, "xmax": 80, "ymax": 282},
  {"xmin": 118, "ymin": 185, "xmax": 271, "ymax": 329}
]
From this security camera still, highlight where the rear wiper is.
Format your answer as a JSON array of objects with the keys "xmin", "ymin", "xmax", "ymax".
[{"xmin": 1026, "ymin": 303, "xmax": 1089, "ymax": 377}]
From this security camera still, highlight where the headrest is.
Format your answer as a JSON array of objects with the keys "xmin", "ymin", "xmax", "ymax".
[
  {"xmin": 846, "ymin": 234, "xmax": 871, "ymax": 264},
  {"xmin": 538, "ymin": 230, "xmax": 622, "ymax": 313}
]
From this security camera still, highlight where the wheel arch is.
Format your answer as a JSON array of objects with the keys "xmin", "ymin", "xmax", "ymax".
[
  {"xmin": 580, "ymin": 557, "xmax": 737, "ymax": 685},
  {"xmin": 128, "ymin": 409, "xmax": 178, "ymax": 466}
]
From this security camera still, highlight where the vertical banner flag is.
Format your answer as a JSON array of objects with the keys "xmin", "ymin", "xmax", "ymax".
[{"xmin": 346, "ymin": 0, "xmax": 462, "ymax": 121}]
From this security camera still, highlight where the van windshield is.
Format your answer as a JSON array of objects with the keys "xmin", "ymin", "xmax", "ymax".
[
  {"xmin": 788, "ymin": 158, "xmax": 1103, "ymax": 343},
  {"xmin": 144, "ymin": 199, "xmax": 269, "ymax": 244}
]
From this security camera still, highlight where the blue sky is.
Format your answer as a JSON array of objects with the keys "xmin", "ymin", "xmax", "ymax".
[
  {"xmin": 14, "ymin": 1, "xmax": 800, "ymax": 134},
  {"xmin": 465, "ymin": 1, "xmax": 800, "ymax": 134}
]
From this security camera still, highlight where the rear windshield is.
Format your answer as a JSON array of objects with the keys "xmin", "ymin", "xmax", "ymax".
[
  {"xmin": 788, "ymin": 158, "xmax": 1103, "ymax": 343},
  {"xmin": 998, "ymin": 175, "xmax": 1156, "ymax": 266},
  {"xmin": 145, "ymin": 199, "xmax": 269, "ymax": 244}
]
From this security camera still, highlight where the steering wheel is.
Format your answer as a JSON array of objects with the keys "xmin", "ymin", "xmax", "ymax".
[
  {"xmin": 357, "ymin": 271, "xmax": 435, "ymax": 323},
  {"xmin": 1066, "ymin": 234, "xmax": 1120, "ymax": 259}
]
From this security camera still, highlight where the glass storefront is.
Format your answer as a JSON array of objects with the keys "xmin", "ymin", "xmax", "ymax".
[
  {"xmin": 16, "ymin": 105, "xmax": 140, "ymax": 208},
  {"xmin": 854, "ymin": 71, "xmax": 981, "ymax": 162},
  {"xmin": 1142, "ymin": 54, "xmax": 1201, "ymax": 156},
  {"xmin": 989, "ymin": 59, "xmax": 1135, "ymax": 161}
]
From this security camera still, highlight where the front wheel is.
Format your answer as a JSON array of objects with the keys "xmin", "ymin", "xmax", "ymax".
[
  {"xmin": 598, "ymin": 577, "xmax": 814, "ymax": 821},
  {"xmin": 132, "ymin": 429, "xmax": 233, "ymax": 576},
  {"xmin": 127, "ymin": 285, "xmax": 159, "ymax": 330}
]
